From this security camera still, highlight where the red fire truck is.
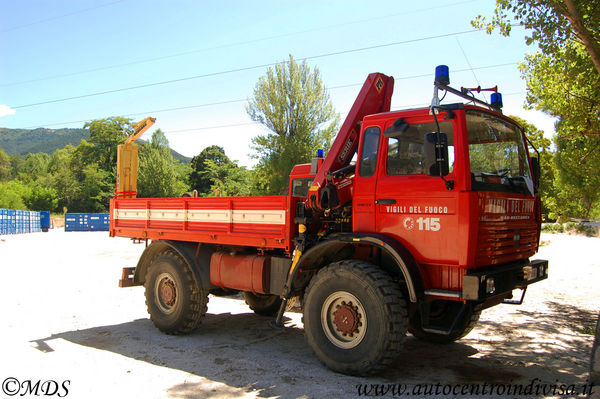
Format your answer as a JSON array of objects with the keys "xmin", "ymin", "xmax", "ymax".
[{"xmin": 110, "ymin": 66, "xmax": 548, "ymax": 375}]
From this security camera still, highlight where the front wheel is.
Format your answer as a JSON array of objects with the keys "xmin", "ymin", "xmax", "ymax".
[
  {"xmin": 303, "ymin": 260, "xmax": 408, "ymax": 375},
  {"xmin": 145, "ymin": 251, "xmax": 209, "ymax": 335}
]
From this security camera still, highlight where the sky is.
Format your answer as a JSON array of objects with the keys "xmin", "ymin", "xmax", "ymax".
[{"xmin": 0, "ymin": 0, "xmax": 557, "ymax": 166}]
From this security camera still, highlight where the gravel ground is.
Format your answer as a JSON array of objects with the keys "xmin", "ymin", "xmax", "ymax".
[{"xmin": 0, "ymin": 230, "xmax": 598, "ymax": 398}]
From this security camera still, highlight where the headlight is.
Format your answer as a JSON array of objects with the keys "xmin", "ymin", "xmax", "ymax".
[{"xmin": 486, "ymin": 277, "xmax": 496, "ymax": 294}]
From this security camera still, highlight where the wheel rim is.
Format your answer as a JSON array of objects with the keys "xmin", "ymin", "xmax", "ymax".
[
  {"xmin": 155, "ymin": 272, "xmax": 178, "ymax": 314},
  {"xmin": 321, "ymin": 291, "xmax": 367, "ymax": 349}
]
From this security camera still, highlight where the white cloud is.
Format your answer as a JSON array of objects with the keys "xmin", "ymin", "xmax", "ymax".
[{"xmin": 0, "ymin": 104, "xmax": 16, "ymax": 118}]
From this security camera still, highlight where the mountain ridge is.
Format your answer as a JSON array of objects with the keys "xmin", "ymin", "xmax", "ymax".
[{"xmin": 0, "ymin": 127, "xmax": 191, "ymax": 163}]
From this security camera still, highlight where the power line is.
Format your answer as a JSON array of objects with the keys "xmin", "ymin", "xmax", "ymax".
[
  {"xmin": 456, "ymin": 38, "xmax": 487, "ymax": 103},
  {"xmin": 1, "ymin": 0, "xmax": 128, "ymax": 33},
  {"xmin": 16, "ymin": 62, "xmax": 517, "ymax": 129},
  {"xmin": 17, "ymin": 62, "xmax": 519, "ymax": 129},
  {"xmin": 163, "ymin": 90, "xmax": 527, "ymax": 135},
  {"xmin": 19, "ymin": 99, "xmax": 248, "ymax": 129},
  {"xmin": 1, "ymin": 0, "xmax": 478, "ymax": 87},
  {"xmin": 167, "ymin": 122, "xmax": 259, "ymax": 134},
  {"xmin": 10, "ymin": 28, "xmax": 487, "ymax": 110}
]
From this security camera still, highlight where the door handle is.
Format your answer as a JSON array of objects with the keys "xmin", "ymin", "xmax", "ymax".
[{"xmin": 375, "ymin": 199, "xmax": 396, "ymax": 205}]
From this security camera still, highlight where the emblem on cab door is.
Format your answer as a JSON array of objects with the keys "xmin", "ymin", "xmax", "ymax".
[{"xmin": 403, "ymin": 217, "xmax": 415, "ymax": 231}]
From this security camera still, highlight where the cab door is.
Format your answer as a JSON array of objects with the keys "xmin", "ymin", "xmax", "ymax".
[
  {"xmin": 374, "ymin": 116, "xmax": 460, "ymax": 265},
  {"xmin": 353, "ymin": 125, "xmax": 383, "ymax": 233}
]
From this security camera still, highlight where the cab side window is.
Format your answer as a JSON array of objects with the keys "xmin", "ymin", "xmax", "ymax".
[
  {"xmin": 386, "ymin": 120, "xmax": 454, "ymax": 175},
  {"xmin": 358, "ymin": 127, "xmax": 381, "ymax": 177},
  {"xmin": 387, "ymin": 137, "xmax": 424, "ymax": 175}
]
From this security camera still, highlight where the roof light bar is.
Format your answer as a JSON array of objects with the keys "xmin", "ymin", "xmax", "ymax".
[{"xmin": 431, "ymin": 65, "xmax": 503, "ymax": 112}]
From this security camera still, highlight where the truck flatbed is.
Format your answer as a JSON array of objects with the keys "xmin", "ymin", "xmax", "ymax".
[{"xmin": 110, "ymin": 196, "xmax": 300, "ymax": 252}]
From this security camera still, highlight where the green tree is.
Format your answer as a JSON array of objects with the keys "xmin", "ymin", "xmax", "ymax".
[
  {"xmin": 84, "ymin": 117, "xmax": 132, "ymax": 173},
  {"xmin": 9, "ymin": 154, "xmax": 25, "ymax": 180},
  {"xmin": 0, "ymin": 180, "xmax": 27, "ymax": 209},
  {"xmin": 247, "ymin": 55, "xmax": 339, "ymax": 194},
  {"xmin": 189, "ymin": 145, "xmax": 253, "ymax": 197},
  {"xmin": 23, "ymin": 181, "xmax": 58, "ymax": 211},
  {"xmin": 20, "ymin": 152, "xmax": 50, "ymax": 182},
  {"xmin": 203, "ymin": 159, "xmax": 253, "ymax": 197},
  {"xmin": 47, "ymin": 146, "xmax": 79, "ymax": 212},
  {"xmin": 189, "ymin": 145, "xmax": 231, "ymax": 194},
  {"xmin": 474, "ymin": 1, "xmax": 600, "ymax": 218},
  {"xmin": 0, "ymin": 149, "xmax": 10, "ymax": 181},
  {"xmin": 137, "ymin": 130, "xmax": 188, "ymax": 198},
  {"xmin": 511, "ymin": 116, "xmax": 557, "ymax": 217},
  {"xmin": 473, "ymin": 0, "xmax": 600, "ymax": 75}
]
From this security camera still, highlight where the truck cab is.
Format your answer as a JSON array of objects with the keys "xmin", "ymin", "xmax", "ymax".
[{"xmin": 352, "ymin": 105, "xmax": 542, "ymax": 295}]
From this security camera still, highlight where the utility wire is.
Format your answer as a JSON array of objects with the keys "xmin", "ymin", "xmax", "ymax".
[
  {"xmin": 1, "ymin": 0, "xmax": 478, "ymax": 87},
  {"xmin": 11, "ymin": 28, "xmax": 489, "ymax": 110},
  {"xmin": 162, "ymin": 90, "xmax": 527, "ymax": 136},
  {"xmin": 456, "ymin": 38, "xmax": 487, "ymax": 103},
  {"xmin": 1, "ymin": 0, "xmax": 127, "ymax": 33},
  {"xmin": 167, "ymin": 122, "xmax": 259, "ymax": 134},
  {"xmin": 18, "ymin": 62, "xmax": 519, "ymax": 129}
]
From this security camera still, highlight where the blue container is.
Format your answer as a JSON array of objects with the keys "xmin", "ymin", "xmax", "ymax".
[
  {"xmin": 0, "ymin": 209, "xmax": 5, "ymax": 235},
  {"xmin": 33, "ymin": 211, "xmax": 41, "ymax": 232},
  {"xmin": 65, "ymin": 213, "xmax": 109, "ymax": 232},
  {"xmin": 65, "ymin": 213, "xmax": 81, "ymax": 231},
  {"xmin": 8, "ymin": 210, "xmax": 16, "ymax": 234},
  {"xmin": 65, "ymin": 213, "xmax": 90, "ymax": 232},
  {"xmin": 23, "ymin": 212, "xmax": 30, "ymax": 233},
  {"xmin": 89, "ymin": 213, "xmax": 110, "ymax": 231},
  {"xmin": 40, "ymin": 211, "xmax": 50, "ymax": 231}
]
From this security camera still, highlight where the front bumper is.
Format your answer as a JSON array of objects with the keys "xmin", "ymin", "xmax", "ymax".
[{"xmin": 462, "ymin": 259, "xmax": 548, "ymax": 301}]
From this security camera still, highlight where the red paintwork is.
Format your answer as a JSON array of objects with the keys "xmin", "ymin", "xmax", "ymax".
[
  {"xmin": 210, "ymin": 252, "xmax": 268, "ymax": 293},
  {"xmin": 110, "ymin": 196, "xmax": 300, "ymax": 253},
  {"xmin": 111, "ymin": 73, "xmax": 542, "ymax": 301},
  {"xmin": 352, "ymin": 105, "xmax": 540, "ymax": 293},
  {"xmin": 311, "ymin": 73, "xmax": 394, "ymax": 210}
]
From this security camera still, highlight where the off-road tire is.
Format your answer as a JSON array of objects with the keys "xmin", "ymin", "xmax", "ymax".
[
  {"xmin": 408, "ymin": 301, "xmax": 481, "ymax": 344},
  {"xmin": 242, "ymin": 292, "xmax": 297, "ymax": 316},
  {"xmin": 145, "ymin": 250, "xmax": 208, "ymax": 335},
  {"xmin": 242, "ymin": 292, "xmax": 282, "ymax": 316},
  {"xmin": 303, "ymin": 260, "xmax": 408, "ymax": 376}
]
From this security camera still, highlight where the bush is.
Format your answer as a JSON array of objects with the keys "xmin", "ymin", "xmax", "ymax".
[{"xmin": 543, "ymin": 221, "xmax": 599, "ymax": 236}]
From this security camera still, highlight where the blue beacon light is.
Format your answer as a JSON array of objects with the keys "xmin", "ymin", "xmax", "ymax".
[
  {"xmin": 434, "ymin": 65, "xmax": 450, "ymax": 86},
  {"xmin": 317, "ymin": 149, "xmax": 324, "ymax": 158},
  {"xmin": 491, "ymin": 92, "xmax": 503, "ymax": 109}
]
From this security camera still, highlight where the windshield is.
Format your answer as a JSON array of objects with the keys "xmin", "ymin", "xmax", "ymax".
[{"xmin": 466, "ymin": 110, "xmax": 533, "ymax": 195}]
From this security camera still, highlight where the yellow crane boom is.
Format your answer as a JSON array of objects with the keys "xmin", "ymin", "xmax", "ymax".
[{"xmin": 115, "ymin": 117, "xmax": 156, "ymax": 198}]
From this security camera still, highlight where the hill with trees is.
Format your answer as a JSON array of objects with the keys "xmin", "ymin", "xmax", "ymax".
[{"xmin": 0, "ymin": 126, "xmax": 191, "ymax": 163}]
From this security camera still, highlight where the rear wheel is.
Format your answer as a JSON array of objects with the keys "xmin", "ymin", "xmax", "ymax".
[
  {"xmin": 145, "ymin": 251, "xmax": 208, "ymax": 334},
  {"xmin": 408, "ymin": 300, "xmax": 481, "ymax": 344},
  {"xmin": 242, "ymin": 292, "xmax": 297, "ymax": 316},
  {"xmin": 242, "ymin": 292, "xmax": 282, "ymax": 316},
  {"xmin": 303, "ymin": 260, "xmax": 408, "ymax": 375}
]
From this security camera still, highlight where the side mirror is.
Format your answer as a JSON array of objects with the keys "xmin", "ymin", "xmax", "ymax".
[
  {"xmin": 531, "ymin": 156, "xmax": 541, "ymax": 190},
  {"xmin": 424, "ymin": 132, "xmax": 449, "ymax": 177}
]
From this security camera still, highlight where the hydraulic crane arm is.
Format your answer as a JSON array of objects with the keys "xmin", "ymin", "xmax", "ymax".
[
  {"xmin": 115, "ymin": 117, "xmax": 156, "ymax": 198},
  {"xmin": 309, "ymin": 73, "xmax": 394, "ymax": 210},
  {"xmin": 126, "ymin": 117, "xmax": 156, "ymax": 144}
]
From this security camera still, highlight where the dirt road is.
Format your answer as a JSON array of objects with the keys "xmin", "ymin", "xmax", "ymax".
[{"xmin": 0, "ymin": 230, "xmax": 597, "ymax": 398}]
